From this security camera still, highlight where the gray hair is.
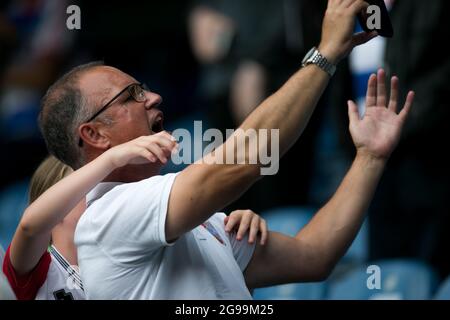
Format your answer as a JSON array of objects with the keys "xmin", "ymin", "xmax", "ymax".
[{"xmin": 38, "ymin": 61, "xmax": 104, "ymax": 169}]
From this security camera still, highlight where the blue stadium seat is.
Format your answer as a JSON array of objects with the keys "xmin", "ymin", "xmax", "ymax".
[
  {"xmin": 330, "ymin": 218, "xmax": 369, "ymax": 281},
  {"xmin": 343, "ymin": 219, "xmax": 368, "ymax": 263},
  {"xmin": 260, "ymin": 206, "xmax": 315, "ymax": 237},
  {"xmin": 434, "ymin": 276, "xmax": 450, "ymax": 300},
  {"xmin": 327, "ymin": 259, "xmax": 439, "ymax": 300},
  {"xmin": 253, "ymin": 207, "xmax": 327, "ymax": 299},
  {"xmin": 263, "ymin": 206, "xmax": 368, "ymax": 264},
  {"xmin": 253, "ymin": 282, "xmax": 327, "ymax": 300},
  {"xmin": 0, "ymin": 181, "xmax": 29, "ymax": 249}
]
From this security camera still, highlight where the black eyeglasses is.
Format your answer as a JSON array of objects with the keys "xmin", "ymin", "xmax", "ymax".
[{"xmin": 78, "ymin": 83, "xmax": 148, "ymax": 147}]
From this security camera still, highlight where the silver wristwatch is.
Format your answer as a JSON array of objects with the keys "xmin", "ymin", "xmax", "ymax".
[{"xmin": 301, "ymin": 47, "xmax": 336, "ymax": 77}]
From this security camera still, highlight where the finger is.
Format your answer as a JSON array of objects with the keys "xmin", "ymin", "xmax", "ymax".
[
  {"xmin": 141, "ymin": 136, "xmax": 178, "ymax": 159},
  {"xmin": 377, "ymin": 69, "xmax": 387, "ymax": 107},
  {"xmin": 388, "ymin": 76, "xmax": 399, "ymax": 112},
  {"xmin": 141, "ymin": 132, "xmax": 177, "ymax": 149},
  {"xmin": 163, "ymin": 138, "xmax": 179, "ymax": 155},
  {"xmin": 146, "ymin": 143, "xmax": 168, "ymax": 163},
  {"xmin": 224, "ymin": 216, "xmax": 229, "ymax": 225},
  {"xmin": 139, "ymin": 149, "xmax": 157, "ymax": 163},
  {"xmin": 128, "ymin": 146, "xmax": 156, "ymax": 165},
  {"xmin": 366, "ymin": 73, "xmax": 377, "ymax": 107},
  {"xmin": 342, "ymin": 0, "xmax": 357, "ymax": 8},
  {"xmin": 349, "ymin": 0, "xmax": 369, "ymax": 15},
  {"xmin": 260, "ymin": 219, "xmax": 268, "ymax": 245},
  {"xmin": 170, "ymin": 143, "xmax": 179, "ymax": 156},
  {"xmin": 157, "ymin": 130, "xmax": 177, "ymax": 143},
  {"xmin": 236, "ymin": 213, "xmax": 253, "ymax": 241},
  {"xmin": 153, "ymin": 130, "xmax": 173, "ymax": 138},
  {"xmin": 399, "ymin": 91, "xmax": 415, "ymax": 122},
  {"xmin": 144, "ymin": 135, "xmax": 177, "ymax": 151},
  {"xmin": 248, "ymin": 217, "xmax": 260, "ymax": 244},
  {"xmin": 351, "ymin": 31, "xmax": 377, "ymax": 47},
  {"xmin": 159, "ymin": 146, "xmax": 175, "ymax": 160},
  {"xmin": 136, "ymin": 139, "xmax": 171, "ymax": 158},
  {"xmin": 329, "ymin": 0, "xmax": 342, "ymax": 7},
  {"xmin": 224, "ymin": 212, "xmax": 240, "ymax": 232},
  {"xmin": 348, "ymin": 100, "xmax": 360, "ymax": 123}
]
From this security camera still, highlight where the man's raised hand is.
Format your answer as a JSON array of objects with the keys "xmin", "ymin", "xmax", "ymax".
[
  {"xmin": 319, "ymin": 0, "xmax": 377, "ymax": 63},
  {"xmin": 348, "ymin": 69, "xmax": 415, "ymax": 161}
]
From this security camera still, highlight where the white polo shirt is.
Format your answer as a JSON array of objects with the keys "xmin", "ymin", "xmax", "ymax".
[{"xmin": 74, "ymin": 173, "xmax": 255, "ymax": 300}]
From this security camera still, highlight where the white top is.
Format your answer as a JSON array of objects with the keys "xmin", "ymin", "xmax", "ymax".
[
  {"xmin": 2, "ymin": 244, "xmax": 85, "ymax": 300},
  {"xmin": 36, "ymin": 246, "xmax": 85, "ymax": 300},
  {"xmin": 75, "ymin": 173, "xmax": 256, "ymax": 300}
]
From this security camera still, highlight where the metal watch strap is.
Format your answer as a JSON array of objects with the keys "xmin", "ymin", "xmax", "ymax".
[{"xmin": 302, "ymin": 47, "xmax": 336, "ymax": 77}]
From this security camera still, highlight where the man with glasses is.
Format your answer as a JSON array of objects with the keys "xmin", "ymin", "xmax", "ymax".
[
  {"xmin": 77, "ymin": 83, "xmax": 151, "ymax": 147},
  {"xmin": 38, "ymin": 0, "xmax": 414, "ymax": 299}
]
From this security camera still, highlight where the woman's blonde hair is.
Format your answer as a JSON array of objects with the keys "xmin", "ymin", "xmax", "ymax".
[{"xmin": 29, "ymin": 156, "xmax": 73, "ymax": 204}]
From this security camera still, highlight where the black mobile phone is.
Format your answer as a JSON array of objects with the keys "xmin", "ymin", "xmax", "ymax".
[{"xmin": 358, "ymin": 0, "xmax": 393, "ymax": 38}]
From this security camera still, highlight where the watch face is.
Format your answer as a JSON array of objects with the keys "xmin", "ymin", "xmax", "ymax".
[{"xmin": 302, "ymin": 47, "xmax": 316, "ymax": 64}]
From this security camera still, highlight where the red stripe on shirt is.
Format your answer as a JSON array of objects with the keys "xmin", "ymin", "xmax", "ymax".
[{"xmin": 2, "ymin": 244, "xmax": 51, "ymax": 300}]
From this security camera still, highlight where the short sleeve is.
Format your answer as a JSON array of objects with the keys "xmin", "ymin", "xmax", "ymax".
[
  {"xmin": 83, "ymin": 173, "xmax": 178, "ymax": 264},
  {"xmin": 229, "ymin": 231, "xmax": 257, "ymax": 272},
  {"xmin": 207, "ymin": 211, "xmax": 256, "ymax": 272},
  {"xmin": 2, "ymin": 245, "xmax": 51, "ymax": 300}
]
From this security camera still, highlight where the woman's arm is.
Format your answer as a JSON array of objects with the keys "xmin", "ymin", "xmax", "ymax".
[{"xmin": 9, "ymin": 132, "xmax": 177, "ymax": 275}]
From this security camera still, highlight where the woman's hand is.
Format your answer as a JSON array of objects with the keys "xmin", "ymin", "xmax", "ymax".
[
  {"xmin": 224, "ymin": 209, "xmax": 268, "ymax": 245},
  {"xmin": 106, "ymin": 131, "xmax": 178, "ymax": 168}
]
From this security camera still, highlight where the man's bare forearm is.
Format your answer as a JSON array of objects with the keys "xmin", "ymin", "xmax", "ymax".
[
  {"xmin": 296, "ymin": 152, "xmax": 386, "ymax": 273},
  {"xmin": 170, "ymin": 65, "xmax": 332, "ymax": 240},
  {"xmin": 167, "ymin": 0, "xmax": 376, "ymax": 240},
  {"xmin": 244, "ymin": 154, "xmax": 388, "ymax": 287},
  {"xmin": 237, "ymin": 64, "xmax": 330, "ymax": 157}
]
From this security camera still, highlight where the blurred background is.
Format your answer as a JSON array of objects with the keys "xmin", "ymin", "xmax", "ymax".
[{"xmin": 1, "ymin": 0, "xmax": 449, "ymax": 300}]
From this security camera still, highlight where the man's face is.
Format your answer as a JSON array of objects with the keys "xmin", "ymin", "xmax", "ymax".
[{"xmin": 78, "ymin": 66, "xmax": 164, "ymax": 148}]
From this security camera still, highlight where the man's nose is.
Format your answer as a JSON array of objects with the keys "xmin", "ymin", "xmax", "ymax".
[{"xmin": 144, "ymin": 91, "xmax": 163, "ymax": 110}]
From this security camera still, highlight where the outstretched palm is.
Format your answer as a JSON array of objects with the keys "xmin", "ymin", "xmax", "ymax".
[{"xmin": 348, "ymin": 69, "xmax": 415, "ymax": 160}]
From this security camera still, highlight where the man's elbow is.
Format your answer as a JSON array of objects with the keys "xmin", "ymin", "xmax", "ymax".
[
  {"xmin": 312, "ymin": 263, "xmax": 335, "ymax": 282},
  {"xmin": 302, "ymin": 259, "xmax": 335, "ymax": 282}
]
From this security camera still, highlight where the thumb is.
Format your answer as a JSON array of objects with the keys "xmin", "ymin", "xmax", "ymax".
[{"xmin": 348, "ymin": 100, "xmax": 360, "ymax": 124}]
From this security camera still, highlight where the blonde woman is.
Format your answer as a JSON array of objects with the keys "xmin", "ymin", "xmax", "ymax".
[
  {"xmin": 2, "ymin": 132, "xmax": 267, "ymax": 299},
  {"xmin": 3, "ymin": 156, "xmax": 86, "ymax": 300}
]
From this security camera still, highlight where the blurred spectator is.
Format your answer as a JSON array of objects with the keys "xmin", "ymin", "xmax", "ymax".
[
  {"xmin": 0, "ymin": 0, "xmax": 198, "ymax": 183},
  {"xmin": 329, "ymin": 0, "xmax": 450, "ymax": 277},
  {"xmin": 308, "ymin": 1, "xmax": 394, "ymax": 205},
  {"xmin": 0, "ymin": 0, "xmax": 198, "ymax": 246},
  {"xmin": 189, "ymin": 0, "xmax": 328, "ymax": 212},
  {"xmin": 76, "ymin": 0, "xmax": 199, "ymax": 123},
  {"xmin": 0, "ymin": 0, "xmax": 76, "ymax": 188}
]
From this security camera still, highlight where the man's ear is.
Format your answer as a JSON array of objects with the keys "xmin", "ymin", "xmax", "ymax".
[{"xmin": 78, "ymin": 123, "xmax": 111, "ymax": 150}]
